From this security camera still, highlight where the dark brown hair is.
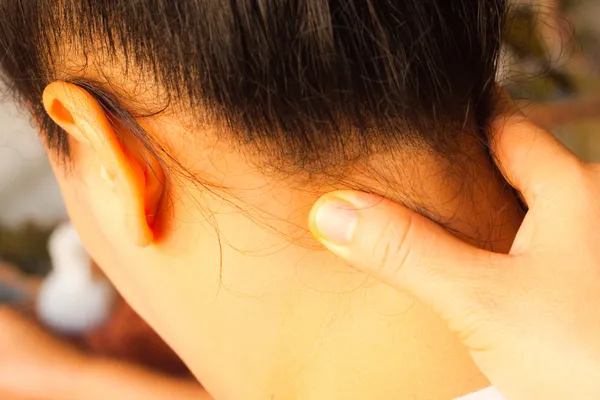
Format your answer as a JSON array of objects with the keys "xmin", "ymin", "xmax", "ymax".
[{"xmin": 0, "ymin": 0, "xmax": 507, "ymax": 173}]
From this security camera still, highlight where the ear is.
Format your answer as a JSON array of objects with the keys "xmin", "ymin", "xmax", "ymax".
[{"xmin": 42, "ymin": 81, "xmax": 165, "ymax": 247}]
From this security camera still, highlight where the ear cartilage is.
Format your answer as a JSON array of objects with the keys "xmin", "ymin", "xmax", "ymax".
[{"xmin": 100, "ymin": 164, "xmax": 115, "ymax": 188}]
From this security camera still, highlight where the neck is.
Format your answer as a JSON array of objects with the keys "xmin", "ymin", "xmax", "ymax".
[
  {"xmin": 175, "ymin": 138, "xmax": 523, "ymax": 400},
  {"xmin": 280, "ymin": 147, "xmax": 521, "ymax": 399}
]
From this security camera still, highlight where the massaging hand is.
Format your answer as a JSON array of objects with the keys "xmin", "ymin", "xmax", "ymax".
[{"xmin": 310, "ymin": 114, "xmax": 600, "ymax": 400}]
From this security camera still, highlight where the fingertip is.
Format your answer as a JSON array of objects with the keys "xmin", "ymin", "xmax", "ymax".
[
  {"xmin": 309, "ymin": 191, "xmax": 386, "ymax": 255},
  {"xmin": 489, "ymin": 110, "xmax": 580, "ymax": 205},
  {"xmin": 309, "ymin": 192, "xmax": 360, "ymax": 245}
]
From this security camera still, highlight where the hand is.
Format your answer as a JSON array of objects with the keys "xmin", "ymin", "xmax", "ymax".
[
  {"xmin": 309, "ymin": 113, "xmax": 600, "ymax": 400},
  {"xmin": 0, "ymin": 306, "xmax": 87, "ymax": 399}
]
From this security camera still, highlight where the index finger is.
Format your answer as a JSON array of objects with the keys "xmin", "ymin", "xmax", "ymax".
[{"xmin": 489, "ymin": 106, "xmax": 583, "ymax": 207}]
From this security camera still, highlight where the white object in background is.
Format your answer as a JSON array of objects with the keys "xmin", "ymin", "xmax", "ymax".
[
  {"xmin": 455, "ymin": 387, "xmax": 506, "ymax": 400},
  {"xmin": 36, "ymin": 222, "xmax": 115, "ymax": 334},
  {"xmin": 0, "ymin": 98, "xmax": 67, "ymax": 227}
]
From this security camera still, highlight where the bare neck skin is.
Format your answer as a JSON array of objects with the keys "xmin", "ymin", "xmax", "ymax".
[
  {"xmin": 48, "ymin": 72, "xmax": 522, "ymax": 399},
  {"xmin": 157, "ymin": 126, "xmax": 523, "ymax": 400}
]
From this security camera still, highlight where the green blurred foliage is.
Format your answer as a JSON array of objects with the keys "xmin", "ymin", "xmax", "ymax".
[{"xmin": 0, "ymin": 224, "xmax": 53, "ymax": 276}]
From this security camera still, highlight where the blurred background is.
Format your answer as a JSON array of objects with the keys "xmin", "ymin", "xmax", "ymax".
[
  {"xmin": 2, "ymin": 0, "xmax": 600, "ymax": 276},
  {"xmin": 0, "ymin": 98, "xmax": 66, "ymax": 276}
]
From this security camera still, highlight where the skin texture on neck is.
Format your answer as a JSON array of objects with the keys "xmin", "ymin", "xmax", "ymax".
[
  {"xmin": 44, "ymin": 75, "xmax": 523, "ymax": 399},
  {"xmin": 178, "ymin": 127, "xmax": 522, "ymax": 400}
]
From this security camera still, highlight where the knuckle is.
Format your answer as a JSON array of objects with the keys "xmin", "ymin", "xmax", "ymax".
[
  {"xmin": 449, "ymin": 282, "xmax": 509, "ymax": 344},
  {"xmin": 371, "ymin": 213, "xmax": 420, "ymax": 279}
]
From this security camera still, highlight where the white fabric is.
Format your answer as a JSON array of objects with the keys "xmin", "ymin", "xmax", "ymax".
[{"xmin": 454, "ymin": 387, "xmax": 506, "ymax": 400}]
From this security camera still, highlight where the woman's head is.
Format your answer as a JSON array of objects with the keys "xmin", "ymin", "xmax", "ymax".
[
  {"xmin": 2, "ymin": 0, "xmax": 506, "ymax": 167},
  {"xmin": 0, "ymin": 1, "xmax": 518, "ymax": 398}
]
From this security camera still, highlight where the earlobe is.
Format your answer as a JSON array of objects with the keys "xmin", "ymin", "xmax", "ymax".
[{"xmin": 42, "ymin": 81, "xmax": 164, "ymax": 248}]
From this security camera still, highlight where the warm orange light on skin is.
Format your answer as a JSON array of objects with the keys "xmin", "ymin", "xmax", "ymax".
[
  {"xmin": 42, "ymin": 82, "xmax": 164, "ymax": 248},
  {"xmin": 41, "ymin": 79, "xmax": 522, "ymax": 399}
]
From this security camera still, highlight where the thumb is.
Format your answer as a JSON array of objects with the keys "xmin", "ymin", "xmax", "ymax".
[{"xmin": 309, "ymin": 191, "xmax": 509, "ymax": 321}]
